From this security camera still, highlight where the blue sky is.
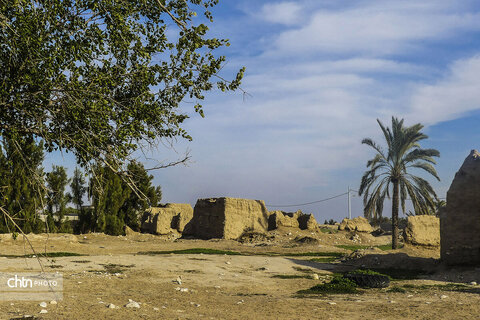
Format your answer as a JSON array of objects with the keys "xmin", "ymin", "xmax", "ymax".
[{"xmin": 46, "ymin": 0, "xmax": 480, "ymax": 222}]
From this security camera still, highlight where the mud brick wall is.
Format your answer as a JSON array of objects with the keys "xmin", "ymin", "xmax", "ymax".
[{"xmin": 185, "ymin": 197, "xmax": 269, "ymax": 240}]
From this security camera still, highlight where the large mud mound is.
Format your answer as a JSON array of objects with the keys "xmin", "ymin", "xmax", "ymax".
[{"xmin": 441, "ymin": 150, "xmax": 480, "ymax": 265}]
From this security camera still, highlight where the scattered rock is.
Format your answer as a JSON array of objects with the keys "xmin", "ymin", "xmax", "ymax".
[
  {"xmin": 294, "ymin": 236, "xmax": 319, "ymax": 244},
  {"xmin": 312, "ymin": 274, "xmax": 319, "ymax": 280},
  {"xmin": 125, "ymin": 299, "xmax": 140, "ymax": 308},
  {"xmin": 39, "ymin": 310, "xmax": 48, "ymax": 314},
  {"xmin": 49, "ymin": 300, "xmax": 57, "ymax": 305},
  {"xmin": 238, "ymin": 231, "xmax": 271, "ymax": 243},
  {"xmin": 440, "ymin": 295, "xmax": 448, "ymax": 299},
  {"xmin": 174, "ymin": 276, "xmax": 182, "ymax": 285},
  {"xmin": 328, "ymin": 302, "xmax": 336, "ymax": 305},
  {"xmin": 153, "ymin": 307, "xmax": 159, "ymax": 311},
  {"xmin": 470, "ymin": 281, "xmax": 477, "ymax": 286},
  {"xmin": 107, "ymin": 303, "xmax": 116, "ymax": 309},
  {"xmin": 39, "ymin": 302, "xmax": 47, "ymax": 308}
]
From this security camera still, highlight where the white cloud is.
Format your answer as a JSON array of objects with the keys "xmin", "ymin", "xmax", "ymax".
[
  {"xmin": 409, "ymin": 55, "xmax": 480, "ymax": 125},
  {"xmin": 271, "ymin": 1, "xmax": 480, "ymax": 56},
  {"xmin": 260, "ymin": 2, "xmax": 302, "ymax": 25}
]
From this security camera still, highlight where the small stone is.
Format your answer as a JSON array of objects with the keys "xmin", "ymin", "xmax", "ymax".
[
  {"xmin": 440, "ymin": 295, "xmax": 448, "ymax": 299},
  {"xmin": 407, "ymin": 295, "xmax": 413, "ymax": 298},
  {"xmin": 162, "ymin": 306, "xmax": 167, "ymax": 309},
  {"xmin": 225, "ymin": 261, "xmax": 231, "ymax": 265},
  {"xmin": 180, "ymin": 288, "xmax": 188, "ymax": 292},
  {"xmin": 50, "ymin": 300, "xmax": 57, "ymax": 305},
  {"xmin": 312, "ymin": 274, "xmax": 319, "ymax": 280},
  {"xmin": 125, "ymin": 300, "xmax": 140, "ymax": 308},
  {"xmin": 425, "ymin": 302, "xmax": 431, "ymax": 304},
  {"xmin": 470, "ymin": 281, "xmax": 477, "ymax": 286},
  {"xmin": 39, "ymin": 309, "xmax": 48, "ymax": 314},
  {"xmin": 214, "ymin": 286, "xmax": 221, "ymax": 289},
  {"xmin": 389, "ymin": 300, "xmax": 395, "ymax": 303},
  {"xmin": 153, "ymin": 307, "xmax": 159, "ymax": 311},
  {"xmin": 107, "ymin": 303, "xmax": 116, "ymax": 309},
  {"xmin": 195, "ymin": 304, "xmax": 201, "ymax": 307},
  {"xmin": 39, "ymin": 302, "xmax": 47, "ymax": 308},
  {"xmin": 328, "ymin": 302, "xmax": 336, "ymax": 305}
]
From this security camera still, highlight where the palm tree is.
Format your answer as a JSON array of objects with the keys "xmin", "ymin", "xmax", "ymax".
[{"xmin": 359, "ymin": 117, "xmax": 440, "ymax": 249}]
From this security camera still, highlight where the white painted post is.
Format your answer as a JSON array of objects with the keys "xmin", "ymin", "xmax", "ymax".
[{"xmin": 348, "ymin": 186, "xmax": 351, "ymax": 219}]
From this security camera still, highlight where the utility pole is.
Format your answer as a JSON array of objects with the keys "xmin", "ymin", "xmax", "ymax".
[{"xmin": 347, "ymin": 186, "xmax": 351, "ymax": 219}]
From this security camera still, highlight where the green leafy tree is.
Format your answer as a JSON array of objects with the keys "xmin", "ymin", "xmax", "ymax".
[
  {"xmin": 1, "ymin": 1, "xmax": 243, "ymax": 233},
  {"xmin": 359, "ymin": 117, "xmax": 440, "ymax": 249},
  {"xmin": 0, "ymin": 1, "xmax": 244, "ymax": 172},
  {"xmin": 70, "ymin": 167, "xmax": 87, "ymax": 211},
  {"xmin": 87, "ymin": 160, "xmax": 161, "ymax": 234},
  {"xmin": 0, "ymin": 136, "xmax": 45, "ymax": 233},
  {"xmin": 89, "ymin": 163, "xmax": 131, "ymax": 234},
  {"xmin": 46, "ymin": 165, "xmax": 71, "ymax": 231},
  {"xmin": 121, "ymin": 160, "xmax": 162, "ymax": 231}
]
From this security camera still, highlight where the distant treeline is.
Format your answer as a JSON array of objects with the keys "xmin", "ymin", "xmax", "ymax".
[{"xmin": 0, "ymin": 136, "xmax": 161, "ymax": 236}]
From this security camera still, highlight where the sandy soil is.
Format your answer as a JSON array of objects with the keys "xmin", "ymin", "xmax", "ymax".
[{"xmin": 0, "ymin": 227, "xmax": 478, "ymax": 320}]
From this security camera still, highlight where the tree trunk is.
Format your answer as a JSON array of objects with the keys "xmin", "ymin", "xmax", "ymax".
[{"xmin": 391, "ymin": 180, "xmax": 399, "ymax": 249}]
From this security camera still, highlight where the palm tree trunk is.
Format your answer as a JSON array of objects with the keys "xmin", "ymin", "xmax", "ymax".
[{"xmin": 392, "ymin": 180, "xmax": 399, "ymax": 249}]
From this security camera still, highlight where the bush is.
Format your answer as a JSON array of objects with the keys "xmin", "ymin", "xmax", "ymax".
[{"xmin": 298, "ymin": 276, "xmax": 358, "ymax": 294}]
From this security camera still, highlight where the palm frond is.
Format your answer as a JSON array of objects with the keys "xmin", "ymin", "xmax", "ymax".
[
  {"xmin": 409, "ymin": 162, "xmax": 440, "ymax": 181},
  {"xmin": 403, "ymin": 148, "xmax": 440, "ymax": 164}
]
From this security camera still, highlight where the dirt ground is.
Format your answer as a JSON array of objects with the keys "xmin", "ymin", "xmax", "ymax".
[{"xmin": 0, "ymin": 226, "xmax": 478, "ymax": 320}]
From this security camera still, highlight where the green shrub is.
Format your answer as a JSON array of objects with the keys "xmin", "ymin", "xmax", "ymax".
[{"xmin": 298, "ymin": 276, "xmax": 358, "ymax": 294}]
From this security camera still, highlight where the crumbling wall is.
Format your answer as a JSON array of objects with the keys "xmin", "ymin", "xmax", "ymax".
[
  {"xmin": 338, "ymin": 217, "xmax": 373, "ymax": 233},
  {"xmin": 184, "ymin": 197, "xmax": 269, "ymax": 240},
  {"xmin": 404, "ymin": 215, "xmax": 440, "ymax": 246},
  {"xmin": 267, "ymin": 210, "xmax": 318, "ymax": 230},
  {"xmin": 141, "ymin": 203, "xmax": 193, "ymax": 235}
]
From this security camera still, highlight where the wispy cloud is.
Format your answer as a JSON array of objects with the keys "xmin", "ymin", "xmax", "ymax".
[
  {"xmin": 260, "ymin": 2, "xmax": 303, "ymax": 26},
  {"xmin": 409, "ymin": 55, "xmax": 480, "ymax": 125}
]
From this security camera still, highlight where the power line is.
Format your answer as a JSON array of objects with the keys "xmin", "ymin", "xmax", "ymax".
[
  {"xmin": 266, "ymin": 192, "xmax": 348, "ymax": 208},
  {"xmin": 350, "ymin": 189, "xmax": 446, "ymax": 200},
  {"xmin": 266, "ymin": 187, "xmax": 446, "ymax": 209}
]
